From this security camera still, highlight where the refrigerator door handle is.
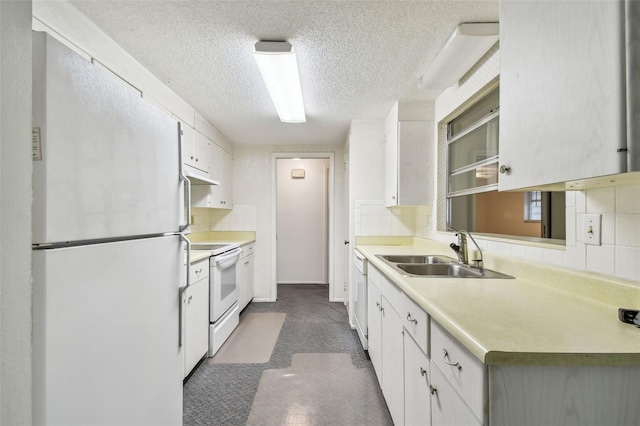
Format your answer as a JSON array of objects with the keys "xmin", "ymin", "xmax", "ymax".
[
  {"xmin": 178, "ymin": 122, "xmax": 191, "ymax": 233},
  {"xmin": 178, "ymin": 234, "xmax": 191, "ymax": 347}
]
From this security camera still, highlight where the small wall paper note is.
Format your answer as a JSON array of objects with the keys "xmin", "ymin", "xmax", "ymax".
[
  {"xmin": 32, "ymin": 127, "xmax": 42, "ymax": 161},
  {"xmin": 291, "ymin": 168, "xmax": 305, "ymax": 178}
]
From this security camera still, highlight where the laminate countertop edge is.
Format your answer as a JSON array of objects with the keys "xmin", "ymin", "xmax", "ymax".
[{"xmin": 356, "ymin": 242, "xmax": 640, "ymax": 367}]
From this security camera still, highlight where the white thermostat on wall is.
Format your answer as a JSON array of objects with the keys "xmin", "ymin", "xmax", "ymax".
[{"xmin": 291, "ymin": 168, "xmax": 305, "ymax": 178}]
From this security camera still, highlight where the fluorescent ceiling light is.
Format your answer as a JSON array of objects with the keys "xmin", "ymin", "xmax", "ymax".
[
  {"xmin": 420, "ymin": 23, "xmax": 499, "ymax": 90},
  {"xmin": 253, "ymin": 41, "xmax": 306, "ymax": 123}
]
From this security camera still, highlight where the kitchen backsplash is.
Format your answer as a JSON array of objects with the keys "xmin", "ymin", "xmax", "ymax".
[
  {"xmin": 423, "ymin": 185, "xmax": 640, "ymax": 284},
  {"xmin": 355, "ymin": 200, "xmax": 416, "ymax": 237},
  {"xmin": 191, "ymin": 204, "xmax": 257, "ymax": 233}
]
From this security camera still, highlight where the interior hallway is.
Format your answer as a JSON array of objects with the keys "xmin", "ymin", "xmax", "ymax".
[{"xmin": 183, "ymin": 284, "xmax": 392, "ymax": 425}]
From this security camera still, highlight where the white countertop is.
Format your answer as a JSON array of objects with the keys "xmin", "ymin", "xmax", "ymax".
[{"xmin": 356, "ymin": 239, "xmax": 640, "ymax": 366}]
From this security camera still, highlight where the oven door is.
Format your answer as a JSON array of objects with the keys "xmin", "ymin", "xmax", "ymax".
[{"xmin": 210, "ymin": 247, "xmax": 242, "ymax": 323}]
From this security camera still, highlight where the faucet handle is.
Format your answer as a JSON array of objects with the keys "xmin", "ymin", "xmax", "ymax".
[{"xmin": 471, "ymin": 259, "xmax": 484, "ymax": 271}]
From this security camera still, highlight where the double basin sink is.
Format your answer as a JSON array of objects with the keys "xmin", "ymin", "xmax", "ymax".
[{"xmin": 375, "ymin": 254, "xmax": 513, "ymax": 279}]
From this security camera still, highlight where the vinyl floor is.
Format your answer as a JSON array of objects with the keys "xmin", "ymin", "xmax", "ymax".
[{"xmin": 183, "ymin": 284, "xmax": 392, "ymax": 426}]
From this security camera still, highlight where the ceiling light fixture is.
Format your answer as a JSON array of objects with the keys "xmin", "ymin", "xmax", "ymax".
[
  {"xmin": 419, "ymin": 23, "xmax": 499, "ymax": 90},
  {"xmin": 253, "ymin": 41, "xmax": 306, "ymax": 123}
]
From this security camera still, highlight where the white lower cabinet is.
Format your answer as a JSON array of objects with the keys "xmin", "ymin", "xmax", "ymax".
[
  {"xmin": 367, "ymin": 281, "xmax": 383, "ymax": 385},
  {"xmin": 183, "ymin": 258, "xmax": 210, "ymax": 378},
  {"xmin": 367, "ymin": 266, "xmax": 404, "ymax": 425},
  {"xmin": 431, "ymin": 362, "xmax": 483, "ymax": 426},
  {"xmin": 431, "ymin": 321, "xmax": 487, "ymax": 424},
  {"xmin": 238, "ymin": 243, "xmax": 254, "ymax": 311},
  {"xmin": 381, "ymin": 297, "xmax": 404, "ymax": 425},
  {"xmin": 404, "ymin": 333, "xmax": 432, "ymax": 426},
  {"xmin": 368, "ymin": 261, "xmax": 640, "ymax": 426}
]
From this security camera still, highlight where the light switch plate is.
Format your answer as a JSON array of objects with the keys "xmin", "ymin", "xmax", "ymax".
[{"xmin": 584, "ymin": 214, "xmax": 601, "ymax": 246}]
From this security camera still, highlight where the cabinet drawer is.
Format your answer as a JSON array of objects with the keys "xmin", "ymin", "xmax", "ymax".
[
  {"xmin": 431, "ymin": 320, "xmax": 487, "ymax": 424},
  {"xmin": 401, "ymin": 292, "xmax": 429, "ymax": 355},
  {"xmin": 189, "ymin": 258, "xmax": 209, "ymax": 283},
  {"xmin": 240, "ymin": 243, "xmax": 254, "ymax": 259},
  {"xmin": 431, "ymin": 360, "xmax": 483, "ymax": 426}
]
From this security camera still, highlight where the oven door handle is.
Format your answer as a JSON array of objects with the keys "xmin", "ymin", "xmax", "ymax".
[{"xmin": 213, "ymin": 247, "xmax": 242, "ymax": 266}]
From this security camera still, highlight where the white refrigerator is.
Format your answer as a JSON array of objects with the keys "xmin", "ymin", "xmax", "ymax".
[{"xmin": 32, "ymin": 32, "xmax": 186, "ymax": 425}]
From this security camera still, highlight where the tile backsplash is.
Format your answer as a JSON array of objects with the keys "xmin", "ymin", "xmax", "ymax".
[
  {"xmin": 210, "ymin": 204, "xmax": 256, "ymax": 232},
  {"xmin": 423, "ymin": 184, "xmax": 640, "ymax": 284},
  {"xmin": 355, "ymin": 201, "xmax": 415, "ymax": 236}
]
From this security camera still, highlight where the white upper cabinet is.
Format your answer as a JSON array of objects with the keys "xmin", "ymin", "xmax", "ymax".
[
  {"xmin": 182, "ymin": 124, "xmax": 210, "ymax": 174},
  {"xmin": 191, "ymin": 143, "xmax": 233, "ymax": 210},
  {"xmin": 211, "ymin": 144, "xmax": 233, "ymax": 209},
  {"xmin": 499, "ymin": 0, "xmax": 639, "ymax": 190},
  {"xmin": 384, "ymin": 102, "xmax": 434, "ymax": 206}
]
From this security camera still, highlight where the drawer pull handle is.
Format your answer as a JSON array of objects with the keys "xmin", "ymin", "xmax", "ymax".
[
  {"xmin": 406, "ymin": 312, "xmax": 418, "ymax": 325},
  {"xmin": 443, "ymin": 349, "xmax": 462, "ymax": 370},
  {"xmin": 429, "ymin": 385, "xmax": 437, "ymax": 395}
]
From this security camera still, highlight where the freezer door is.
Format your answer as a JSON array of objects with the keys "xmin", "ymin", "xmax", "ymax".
[
  {"xmin": 32, "ymin": 32, "xmax": 183, "ymax": 244},
  {"xmin": 32, "ymin": 236, "xmax": 183, "ymax": 426}
]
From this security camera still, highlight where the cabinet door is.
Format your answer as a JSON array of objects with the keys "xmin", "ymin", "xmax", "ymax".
[
  {"xmin": 431, "ymin": 362, "xmax": 482, "ymax": 426},
  {"xmin": 209, "ymin": 142, "xmax": 224, "ymax": 184},
  {"xmin": 238, "ymin": 252, "xmax": 254, "ymax": 310},
  {"xmin": 385, "ymin": 122, "xmax": 398, "ymax": 206},
  {"xmin": 221, "ymin": 150, "xmax": 233, "ymax": 208},
  {"xmin": 398, "ymin": 121, "xmax": 432, "ymax": 205},
  {"xmin": 367, "ymin": 282, "xmax": 382, "ymax": 385},
  {"xmin": 404, "ymin": 333, "xmax": 432, "ymax": 426},
  {"xmin": 181, "ymin": 123, "xmax": 196, "ymax": 169},
  {"xmin": 192, "ymin": 131, "xmax": 210, "ymax": 173},
  {"xmin": 209, "ymin": 145, "xmax": 232, "ymax": 209},
  {"xmin": 184, "ymin": 277, "xmax": 210, "ymax": 377},
  {"xmin": 381, "ymin": 297, "xmax": 404, "ymax": 426},
  {"xmin": 499, "ymin": 1, "xmax": 628, "ymax": 190}
]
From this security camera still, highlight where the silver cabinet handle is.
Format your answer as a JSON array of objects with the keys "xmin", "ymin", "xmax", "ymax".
[
  {"xmin": 406, "ymin": 312, "xmax": 418, "ymax": 325},
  {"xmin": 443, "ymin": 348, "xmax": 462, "ymax": 370},
  {"xmin": 499, "ymin": 165, "xmax": 511, "ymax": 174},
  {"xmin": 430, "ymin": 385, "xmax": 437, "ymax": 395}
]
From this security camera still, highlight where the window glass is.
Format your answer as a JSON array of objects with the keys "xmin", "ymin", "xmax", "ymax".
[
  {"xmin": 449, "ymin": 164, "xmax": 498, "ymax": 194},
  {"xmin": 449, "ymin": 117, "xmax": 499, "ymax": 172}
]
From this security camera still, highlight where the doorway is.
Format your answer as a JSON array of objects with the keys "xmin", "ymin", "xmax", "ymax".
[{"xmin": 271, "ymin": 153, "xmax": 335, "ymax": 301}]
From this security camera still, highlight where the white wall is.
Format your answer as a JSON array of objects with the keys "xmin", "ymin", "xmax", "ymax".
[
  {"xmin": 226, "ymin": 144, "xmax": 345, "ymax": 302},
  {"xmin": 0, "ymin": 1, "xmax": 33, "ymax": 424},
  {"xmin": 276, "ymin": 158, "xmax": 329, "ymax": 284}
]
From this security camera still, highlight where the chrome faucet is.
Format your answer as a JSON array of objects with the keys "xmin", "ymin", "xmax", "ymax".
[
  {"xmin": 449, "ymin": 231, "xmax": 468, "ymax": 264},
  {"xmin": 448, "ymin": 227, "xmax": 484, "ymax": 272}
]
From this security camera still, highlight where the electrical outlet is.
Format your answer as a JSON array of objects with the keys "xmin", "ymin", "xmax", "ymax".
[{"xmin": 584, "ymin": 214, "xmax": 601, "ymax": 246}]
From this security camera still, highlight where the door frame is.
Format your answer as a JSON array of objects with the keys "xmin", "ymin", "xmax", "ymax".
[{"xmin": 271, "ymin": 152, "xmax": 335, "ymax": 301}]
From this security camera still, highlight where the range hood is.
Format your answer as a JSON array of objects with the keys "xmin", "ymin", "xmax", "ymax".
[{"xmin": 184, "ymin": 170, "xmax": 220, "ymax": 186}]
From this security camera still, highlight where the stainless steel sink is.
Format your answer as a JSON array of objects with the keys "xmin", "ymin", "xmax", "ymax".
[
  {"xmin": 396, "ymin": 263, "xmax": 513, "ymax": 279},
  {"xmin": 376, "ymin": 253, "xmax": 513, "ymax": 279},
  {"xmin": 376, "ymin": 254, "xmax": 456, "ymax": 264}
]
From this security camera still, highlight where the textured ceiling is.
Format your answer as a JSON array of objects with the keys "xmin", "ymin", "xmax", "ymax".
[{"xmin": 69, "ymin": 1, "xmax": 498, "ymax": 145}]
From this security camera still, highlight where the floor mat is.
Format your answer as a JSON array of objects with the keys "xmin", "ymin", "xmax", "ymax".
[
  {"xmin": 246, "ymin": 353, "xmax": 392, "ymax": 426},
  {"xmin": 210, "ymin": 313, "xmax": 286, "ymax": 364}
]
